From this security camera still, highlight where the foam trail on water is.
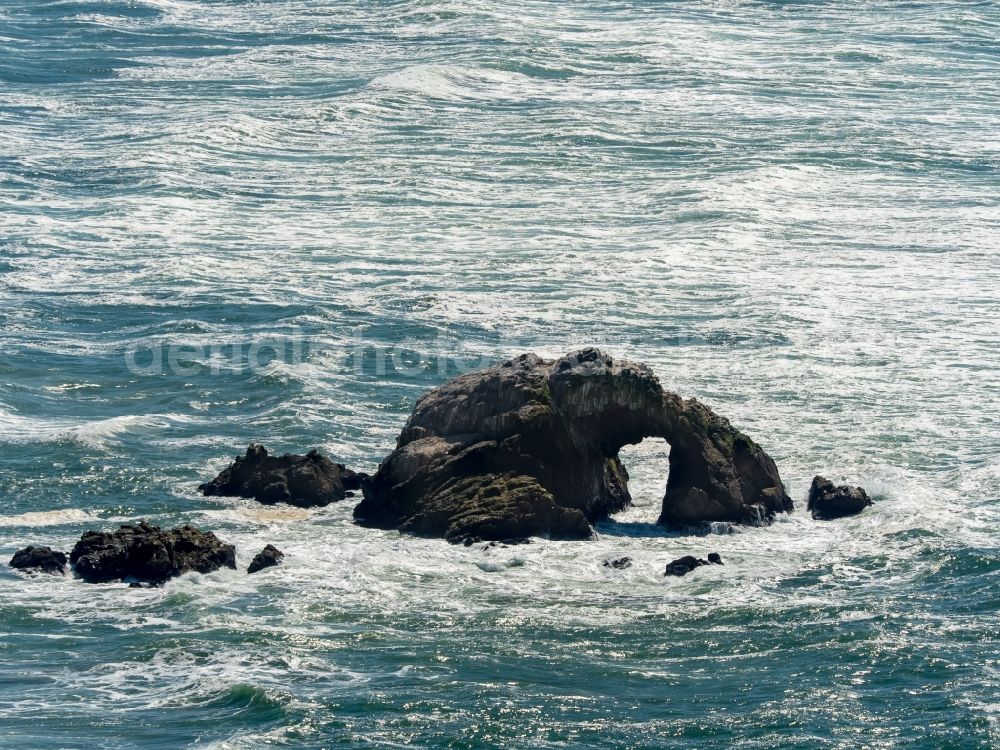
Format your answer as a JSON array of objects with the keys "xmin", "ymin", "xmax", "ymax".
[{"xmin": 0, "ymin": 0, "xmax": 997, "ymax": 747}]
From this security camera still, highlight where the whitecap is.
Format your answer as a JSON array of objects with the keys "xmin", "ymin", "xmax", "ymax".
[
  {"xmin": 0, "ymin": 405, "xmax": 198, "ymax": 449},
  {"xmin": 0, "ymin": 509, "xmax": 96, "ymax": 528},
  {"xmin": 368, "ymin": 64, "xmax": 540, "ymax": 103}
]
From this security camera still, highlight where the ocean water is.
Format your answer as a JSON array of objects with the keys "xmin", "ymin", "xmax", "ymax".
[{"xmin": 1, "ymin": 0, "xmax": 999, "ymax": 747}]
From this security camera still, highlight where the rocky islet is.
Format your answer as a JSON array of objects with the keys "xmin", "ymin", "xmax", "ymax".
[{"xmin": 9, "ymin": 351, "xmax": 870, "ymax": 585}]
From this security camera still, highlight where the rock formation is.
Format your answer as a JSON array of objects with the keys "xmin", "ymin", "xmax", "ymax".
[
  {"xmin": 200, "ymin": 445, "xmax": 365, "ymax": 507},
  {"xmin": 355, "ymin": 348, "xmax": 791, "ymax": 541},
  {"xmin": 70, "ymin": 521, "xmax": 236, "ymax": 584},
  {"xmin": 603, "ymin": 556, "xmax": 632, "ymax": 570},
  {"xmin": 807, "ymin": 476, "xmax": 872, "ymax": 520},
  {"xmin": 247, "ymin": 544, "xmax": 284, "ymax": 574},
  {"xmin": 9, "ymin": 545, "xmax": 68, "ymax": 575},
  {"xmin": 664, "ymin": 553, "xmax": 723, "ymax": 577}
]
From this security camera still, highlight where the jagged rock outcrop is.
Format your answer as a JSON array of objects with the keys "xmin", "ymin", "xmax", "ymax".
[
  {"xmin": 9, "ymin": 545, "xmax": 68, "ymax": 575},
  {"xmin": 355, "ymin": 348, "xmax": 791, "ymax": 541},
  {"xmin": 807, "ymin": 476, "xmax": 872, "ymax": 520},
  {"xmin": 200, "ymin": 445, "xmax": 366, "ymax": 507},
  {"xmin": 603, "ymin": 556, "xmax": 633, "ymax": 570},
  {"xmin": 247, "ymin": 544, "xmax": 284, "ymax": 574},
  {"xmin": 70, "ymin": 521, "xmax": 236, "ymax": 584},
  {"xmin": 664, "ymin": 553, "xmax": 724, "ymax": 577}
]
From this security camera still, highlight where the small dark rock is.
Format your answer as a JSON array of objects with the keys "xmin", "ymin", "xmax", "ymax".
[
  {"xmin": 807, "ymin": 476, "xmax": 872, "ymax": 520},
  {"xmin": 9, "ymin": 545, "xmax": 68, "ymax": 575},
  {"xmin": 603, "ymin": 556, "xmax": 632, "ymax": 570},
  {"xmin": 200, "ymin": 444, "xmax": 367, "ymax": 508},
  {"xmin": 664, "ymin": 553, "xmax": 723, "ymax": 576},
  {"xmin": 480, "ymin": 536, "xmax": 534, "ymax": 550},
  {"xmin": 499, "ymin": 537, "xmax": 532, "ymax": 547},
  {"xmin": 247, "ymin": 544, "xmax": 284, "ymax": 574},
  {"xmin": 664, "ymin": 555, "xmax": 705, "ymax": 577},
  {"xmin": 70, "ymin": 521, "xmax": 236, "ymax": 584}
]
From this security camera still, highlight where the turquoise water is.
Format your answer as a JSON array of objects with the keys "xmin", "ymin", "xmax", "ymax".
[{"xmin": 1, "ymin": 0, "xmax": 999, "ymax": 747}]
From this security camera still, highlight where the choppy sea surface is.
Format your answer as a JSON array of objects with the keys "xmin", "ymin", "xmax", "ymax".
[{"xmin": 1, "ymin": 1, "xmax": 999, "ymax": 748}]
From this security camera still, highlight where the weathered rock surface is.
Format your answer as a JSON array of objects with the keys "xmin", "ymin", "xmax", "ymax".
[
  {"xmin": 200, "ymin": 445, "xmax": 366, "ymax": 507},
  {"xmin": 247, "ymin": 544, "xmax": 284, "ymax": 574},
  {"xmin": 355, "ymin": 348, "xmax": 791, "ymax": 541},
  {"xmin": 807, "ymin": 476, "xmax": 872, "ymax": 520},
  {"xmin": 9, "ymin": 545, "xmax": 68, "ymax": 575},
  {"xmin": 664, "ymin": 553, "xmax": 723, "ymax": 577},
  {"xmin": 70, "ymin": 521, "xmax": 236, "ymax": 584}
]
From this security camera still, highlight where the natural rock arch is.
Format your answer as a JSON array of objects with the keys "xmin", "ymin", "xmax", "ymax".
[{"xmin": 354, "ymin": 349, "xmax": 792, "ymax": 541}]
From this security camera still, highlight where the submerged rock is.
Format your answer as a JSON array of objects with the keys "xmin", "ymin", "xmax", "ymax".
[
  {"xmin": 480, "ymin": 538, "xmax": 532, "ymax": 550},
  {"xmin": 9, "ymin": 545, "xmax": 68, "ymax": 575},
  {"xmin": 355, "ymin": 348, "xmax": 791, "ymax": 541},
  {"xmin": 664, "ymin": 553, "xmax": 723, "ymax": 577},
  {"xmin": 807, "ymin": 476, "xmax": 872, "ymax": 520},
  {"xmin": 247, "ymin": 544, "xmax": 284, "ymax": 574},
  {"xmin": 200, "ymin": 444, "xmax": 366, "ymax": 508},
  {"xmin": 603, "ymin": 556, "xmax": 633, "ymax": 570},
  {"xmin": 70, "ymin": 521, "xmax": 236, "ymax": 584}
]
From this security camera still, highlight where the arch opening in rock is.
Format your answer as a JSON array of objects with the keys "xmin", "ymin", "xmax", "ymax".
[{"xmin": 614, "ymin": 437, "xmax": 671, "ymax": 522}]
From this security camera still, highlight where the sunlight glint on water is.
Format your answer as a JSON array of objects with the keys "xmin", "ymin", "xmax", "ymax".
[{"xmin": 0, "ymin": 1, "xmax": 998, "ymax": 748}]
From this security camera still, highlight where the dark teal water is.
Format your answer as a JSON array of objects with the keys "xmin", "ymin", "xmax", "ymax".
[{"xmin": 1, "ymin": 1, "xmax": 999, "ymax": 748}]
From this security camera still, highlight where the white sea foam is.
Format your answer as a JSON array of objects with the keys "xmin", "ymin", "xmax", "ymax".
[
  {"xmin": 1, "ymin": 0, "xmax": 998, "ymax": 745},
  {"xmin": 0, "ymin": 509, "xmax": 96, "ymax": 528},
  {"xmin": 0, "ymin": 406, "xmax": 198, "ymax": 449},
  {"xmin": 370, "ymin": 64, "xmax": 541, "ymax": 103}
]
